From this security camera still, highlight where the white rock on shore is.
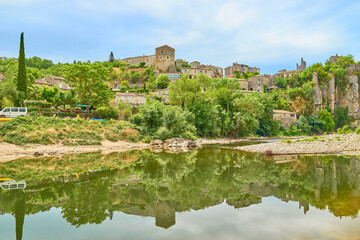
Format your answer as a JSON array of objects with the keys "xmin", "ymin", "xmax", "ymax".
[{"xmin": 236, "ymin": 133, "xmax": 360, "ymax": 155}]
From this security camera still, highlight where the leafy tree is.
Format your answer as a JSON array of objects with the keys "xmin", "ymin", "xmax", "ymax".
[
  {"xmin": 17, "ymin": 32, "xmax": 27, "ymax": 104},
  {"xmin": 232, "ymin": 93, "xmax": 264, "ymax": 136},
  {"xmin": 131, "ymin": 100, "xmax": 165, "ymax": 132},
  {"xmin": 254, "ymin": 94, "xmax": 280, "ymax": 136},
  {"xmin": 168, "ymin": 74, "xmax": 203, "ymax": 107},
  {"xmin": 296, "ymin": 115, "xmax": 311, "ymax": 135},
  {"xmin": 317, "ymin": 109, "xmax": 335, "ymax": 132},
  {"xmin": 161, "ymin": 106, "xmax": 196, "ymax": 138},
  {"xmin": 120, "ymin": 81, "xmax": 130, "ymax": 89},
  {"xmin": 155, "ymin": 74, "xmax": 170, "ymax": 89},
  {"xmin": 65, "ymin": 63, "xmax": 111, "ymax": 107},
  {"xmin": 333, "ymin": 106, "xmax": 354, "ymax": 129}
]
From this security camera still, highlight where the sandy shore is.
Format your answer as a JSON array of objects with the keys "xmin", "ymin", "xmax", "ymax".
[{"xmin": 236, "ymin": 133, "xmax": 360, "ymax": 155}]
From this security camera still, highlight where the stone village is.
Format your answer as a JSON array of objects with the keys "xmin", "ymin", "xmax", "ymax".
[{"xmin": 32, "ymin": 45, "xmax": 360, "ymax": 129}]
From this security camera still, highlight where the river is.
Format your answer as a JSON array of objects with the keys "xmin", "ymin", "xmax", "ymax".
[{"xmin": 0, "ymin": 142, "xmax": 359, "ymax": 239}]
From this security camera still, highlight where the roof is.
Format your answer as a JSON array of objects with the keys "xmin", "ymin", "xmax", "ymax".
[
  {"xmin": 156, "ymin": 45, "xmax": 175, "ymax": 51},
  {"xmin": 35, "ymin": 78, "xmax": 52, "ymax": 86},
  {"xmin": 273, "ymin": 110, "xmax": 296, "ymax": 114}
]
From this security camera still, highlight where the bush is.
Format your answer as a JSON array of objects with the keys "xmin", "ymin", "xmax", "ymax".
[
  {"xmin": 97, "ymin": 106, "xmax": 120, "ymax": 120},
  {"xmin": 180, "ymin": 131, "xmax": 197, "ymax": 140},
  {"xmin": 120, "ymin": 128, "xmax": 140, "ymax": 142},
  {"xmin": 356, "ymin": 126, "xmax": 360, "ymax": 135},
  {"xmin": 336, "ymin": 125, "xmax": 353, "ymax": 134},
  {"xmin": 155, "ymin": 127, "xmax": 172, "ymax": 141}
]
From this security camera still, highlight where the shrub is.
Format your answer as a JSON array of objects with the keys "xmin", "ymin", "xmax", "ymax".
[
  {"xmin": 337, "ymin": 125, "xmax": 353, "ymax": 134},
  {"xmin": 155, "ymin": 127, "xmax": 172, "ymax": 141},
  {"xmin": 356, "ymin": 126, "xmax": 360, "ymax": 135},
  {"xmin": 120, "ymin": 128, "xmax": 140, "ymax": 142}
]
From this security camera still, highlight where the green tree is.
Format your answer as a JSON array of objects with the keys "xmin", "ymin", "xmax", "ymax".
[
  {"xmin": 109, "ymin": 52, "xmax": 115, "ymax": 62},
  {"xmin": 17, "ymin": 32, "xmax": 27, "ymax": 104},
  {"xmin": 155, "ymin": 74, "xmax": 170, "ymax": 89},
  {"xmin": 317, "ymin": 109, "xmax": 335, "ymax": 132},
  {"xmin": 168, "ymin": 74, "xmax": 203, "ymax": 107},
  {"xmin": 296, "ymin": 115, "xmax": 311, "ymax": 135},
  {"xmin": 65, "ymin": 63, "xmax": 111, "ymax": 107},
  {"xmin": 333, "ymin": 106, "xmax": 354, "ymax": 129}
]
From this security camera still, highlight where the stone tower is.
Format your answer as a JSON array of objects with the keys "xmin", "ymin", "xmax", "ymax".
[
  {"xmin": 155, "ymin": 45, "xmax": 175, "ymax": 72},
  {"xmin": 297, "ymin": 58, "xmax": 306, "ymax": 71}
]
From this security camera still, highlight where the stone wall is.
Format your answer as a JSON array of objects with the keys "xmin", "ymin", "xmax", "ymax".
[{"xmin": 155, "ymin": 45, "xmax": 175, "ymax": 72}]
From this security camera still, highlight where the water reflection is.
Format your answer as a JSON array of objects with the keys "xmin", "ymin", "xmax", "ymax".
[{"xmin": 0, "ymin": 148, "xmax": 360, "ymax": 239}]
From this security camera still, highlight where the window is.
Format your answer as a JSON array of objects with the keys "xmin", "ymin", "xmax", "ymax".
[
  {"xmin": 184, "ymin": 70, "xmax": 187, "ymax": 73},
  {"xmin": 139, "ymin": 97, "xmax": 142, "ymax": 99},
  {"xmin": 258, "ymin": 84, "xmax": 260, "ymax": 86},
  {"xmin": 258, "ymin": 79, "xmax": 261, "ymax": 81},
  {"xmin": 3, "ymin": 108, "xmax": 10, "ymax": 112},
  {"xmin": 128, "ymin": 96, "xmax": 132, "ymax": 99},
  {"xmin": 121, "ymin": 96, "xmax": 124, "ymax": 100},
  {"xmin": 167, "ymin": 56, "xmax": 169, "ymax": 59},
  {"xmin": 160, "ymin": 56, "xmax": 163, "ymax": 59},
  {"xmin": 194, "ymin": 70, "xmax": 197, "ymax": 73},
  {"xmin": 257, "ymin": 90, "xmax": 260, "ymax": 92},
  {"xmin": 204, "ymin": 71, "xmax": 207, "ymax": 73},
  {"xmin": 19, "ymin": 108, "xmax": 26, "ymax": 112},
  {"xmin": 11, "ymin": 108, "xmax": 18, "ymax": 112},
  {"xmin": 290, "ymin": 114, "xmax": 295, "ymax": 117},
  {"xmin": 200, "ymin": 71, "xmax": 202, "ymax": 73},
  {"xmin": 168, "ymin": 75, "xmax": 173, "ymax": 78},
  {"xmin": 161, "ymin": 51, "xmax": 163, "ymax": 53}
]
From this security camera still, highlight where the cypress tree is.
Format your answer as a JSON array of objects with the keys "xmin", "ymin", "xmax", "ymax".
[
  {"xmin": 17, "ymin": 32, "xmax": 27, "ymax": 103},
  {"xmin": 109, "ymin": 52, "xmax": 115, "ymax": 62}
]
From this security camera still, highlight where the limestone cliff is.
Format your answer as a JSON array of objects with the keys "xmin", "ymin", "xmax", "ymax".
[{"xmin": 313, "ymin": 64, "xmax": 360, "ymax": 125}]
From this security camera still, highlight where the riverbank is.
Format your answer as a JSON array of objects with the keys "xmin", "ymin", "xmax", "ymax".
[
  {"xmin": 236, "ymin": 133, "xmax": 360, "ymax": 155},
  {"xmin": 0, "ymin": 137, "xmax": 254, "ymax": 163}
]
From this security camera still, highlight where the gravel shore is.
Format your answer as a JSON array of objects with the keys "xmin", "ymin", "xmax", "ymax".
[{"xmin": 236, "ymin": 133, "xmax": 360, "ymax": 155}]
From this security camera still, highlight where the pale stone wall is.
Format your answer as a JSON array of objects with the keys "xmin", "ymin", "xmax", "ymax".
[
  {"xmin": 120, "ymin": 55, "xmax": 156, "ymax": 68},
  {"xmin": 45, "ymin": 75, "xmax": 70, "ymax": 90},
  {"xmin": 224, "ymin": 63, "xmax": 260, "ymax": 77},
  {"xmin": 239, "ymin": 79, "xmax": 248, "ymax": 90},
  {"xmin": 115, "ymin": 92, "xmax": 147, "ymax": 106},
  {"xmin": 273, "ymin": 110, "xmax": 297, "ymax": 129},
  {"xmin": 181, "ymin": 67, "xmax": 212, "ymax": 78},
  {"xmin": 155, "ymin": 45, "xmax": 175, "ymax": 72},
  {"xmin": 248, "ymin": 76, "xmax": 270, "ymax": 93}
]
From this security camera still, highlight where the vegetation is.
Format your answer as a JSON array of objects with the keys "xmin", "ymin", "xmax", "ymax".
[
  {"xmin": 17, "ymin": 33, "xmax": 27, "ymax": 105},
  {"xmin": 0, "ymin": 116, "xmax": 139, "ymax": 145}
]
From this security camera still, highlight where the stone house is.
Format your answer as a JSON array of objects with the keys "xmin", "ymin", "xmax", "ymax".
[
  {"xmin": 118, "ymin": 45, "xmax": 176, "ymax": 73},
  {"xmin": 238, "ymin": 79, "xmax": 248, "ymax": 90},
  {"xmin": 224, "ymin": 63, "xmax": 260, "ymax": 78},
  {"xmin": 153, "ymin": 88, "xmax": 169, "ymax": 102},
  {"xmin": 115, "ymin": 92, "xmax": 147, "ymax": 106},
  {"xmin": 45, "ymin": 75, "xmax": 71, "ymax": 90},
  {"xmin": 248, "ymin": 76, "xmax": 271, "ymax": 93},
  {"xmin": 34, "ymin": 78, "xmax": 52, "ymax": 87},
  {"xmin": 180, "ymin": 61, "xmax": 223, "ymax": 79},
  {"xmin": 273, "ymin": 110, "xmax": 297, "ymax": 129}
]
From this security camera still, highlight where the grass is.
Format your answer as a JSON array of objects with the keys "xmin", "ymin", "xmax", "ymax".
[{"xmin": 0, "ymin": 116, "xmax": 140, "ymax": 146}]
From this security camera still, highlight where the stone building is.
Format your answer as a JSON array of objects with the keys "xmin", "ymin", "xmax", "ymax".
[
  {"xmin": 34, "ymin": 78, "xmax": 52, "ymax": 87},
  {"xmin": 119, "ymin": 45, "xmax": 176, "ymax": 73},
  {"xmin": 238, "ymin": 79, "xmax": 249, "ymax": 90},
  {"xmin": 153, "ymin": 88, "xmax": 169, "ymax": 102},
  {"xmin": 274, "ymin": 58, "xmax": 307, "ymax": 78},
  {"xmin": 224, "ymin": 63, "xmax": 260, "ymax": 78},
  {"xmin": 329, "ymin": 54, "xmax": 342, "ymax": 64},
  {"xmin": 273, "ymin": 110, "xmax": 297, "ymax": 129},
  {"xmin": 248, "ymin": 75, "xmax": 271, "ymax": 93},
  {"xmin": 155, "ymin": 45, "xmax": 176, "ymax": 72},
  {"xmin": 45, "ymin": 75, "xmax": 71, "ymax": 90},
  {"xmin": 115, "ymin": 92, "xmax": 147, "ymax": 106},
  {"xmin": 180, "ymin": 61, "xmax": 223, "ymax": 79}
]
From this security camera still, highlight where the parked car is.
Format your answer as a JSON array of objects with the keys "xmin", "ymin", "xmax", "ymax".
[{"xmin": 0, "ymin": 107, "xmax": 27, "ymax": 118}]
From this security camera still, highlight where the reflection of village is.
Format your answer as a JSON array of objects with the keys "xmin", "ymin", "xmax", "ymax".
[{"xmin": 1, "ymin": 150, "xmax": 360, "ymax": 239}]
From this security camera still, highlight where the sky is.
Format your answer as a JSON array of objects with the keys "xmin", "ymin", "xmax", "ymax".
[{"xmin": 0, "ymin": 0, "xmax": 360, "ymax": 74}]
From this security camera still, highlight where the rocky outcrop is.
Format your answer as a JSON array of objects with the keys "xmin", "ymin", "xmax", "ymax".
[{"xmin": 312, "ymin": 63, "xmax": 360, "ymax": 125}]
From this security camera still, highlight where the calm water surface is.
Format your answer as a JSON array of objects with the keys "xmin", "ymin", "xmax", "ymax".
[{"xmin": 0, "ymin": 143, "xmax": 359, "ymax": 240}]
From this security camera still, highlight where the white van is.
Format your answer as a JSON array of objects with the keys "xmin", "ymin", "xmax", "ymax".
[{"xmin": 0, "ymin": 107, "xmax": 27, "ymax": 118}]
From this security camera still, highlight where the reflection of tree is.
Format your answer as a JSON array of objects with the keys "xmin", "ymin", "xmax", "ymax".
[
  {"xmin": 0, "ymin": 148, "xmax": 360, "ymax": 230},
  {"xmin": 61, "ymin": 176, "xmax": 111, "ymax": 227}
]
